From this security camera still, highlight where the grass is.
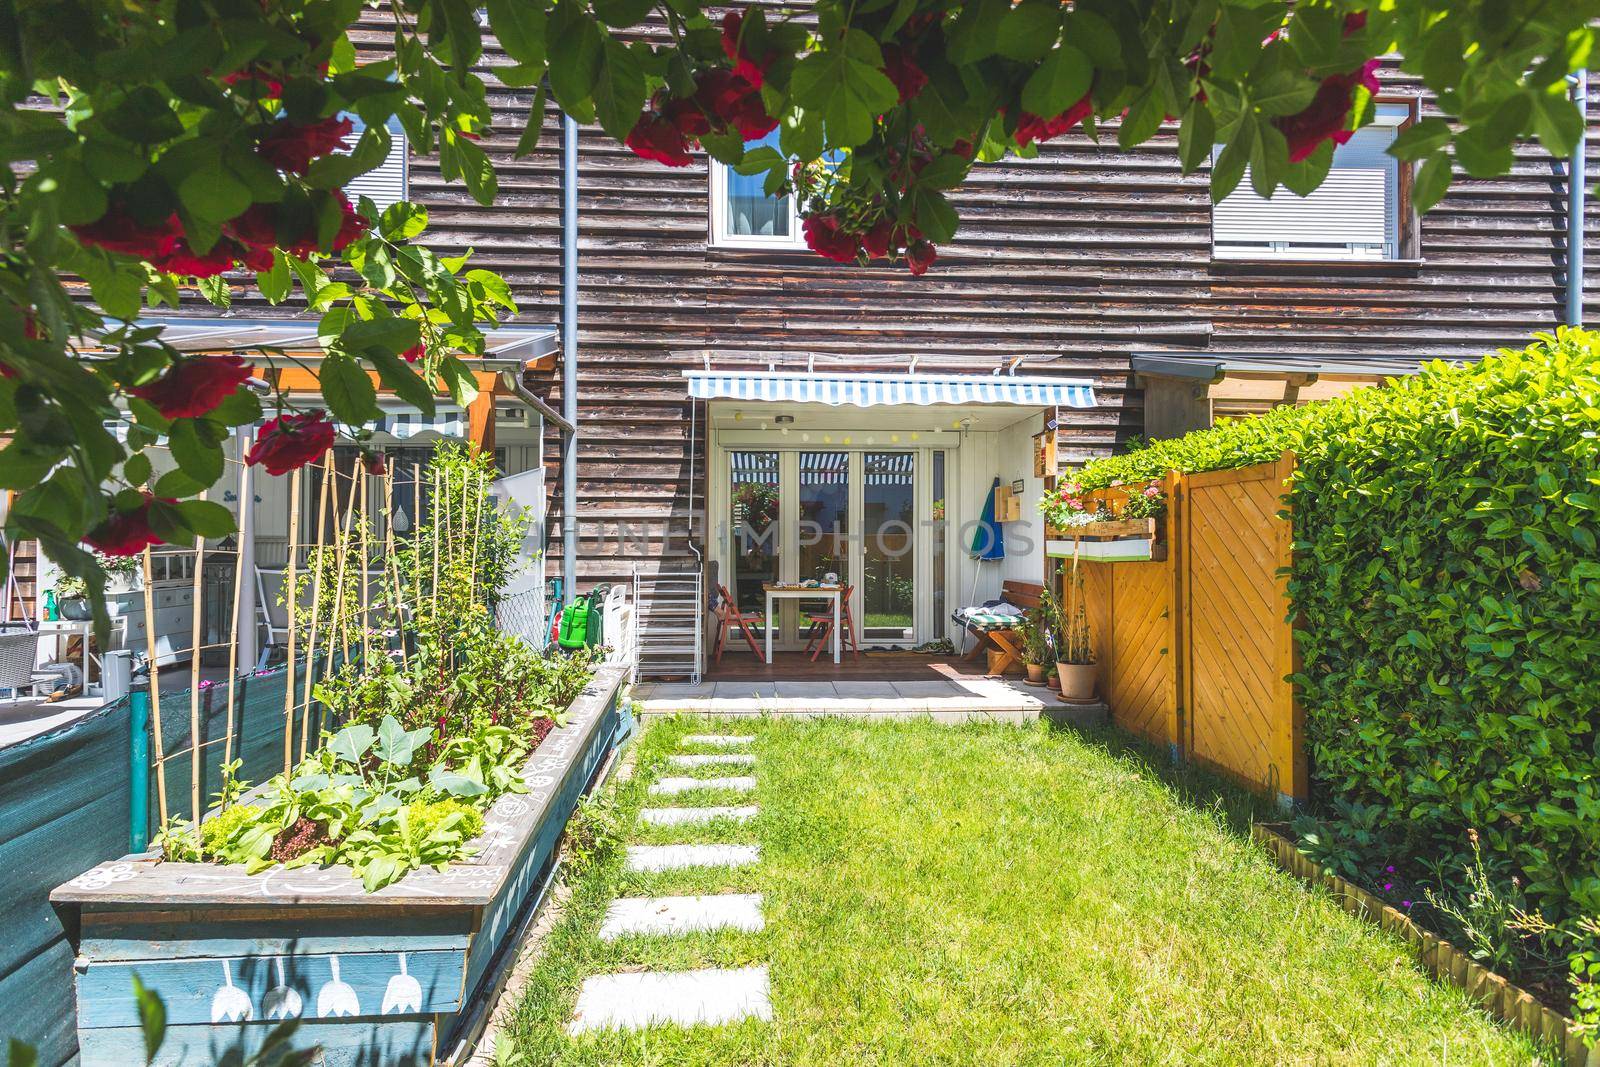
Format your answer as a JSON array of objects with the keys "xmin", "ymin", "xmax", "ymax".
[{"xmin": 508, "ymin": 717, "xmax": 1547, "ymax": 1066}]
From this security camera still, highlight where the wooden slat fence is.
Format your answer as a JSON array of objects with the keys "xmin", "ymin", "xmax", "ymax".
[{"xmin": 1064, "ymin": 453, "xmax": 1303, "ymax": 803}]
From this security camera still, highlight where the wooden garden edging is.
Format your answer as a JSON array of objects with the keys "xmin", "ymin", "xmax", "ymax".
[
  {"xmin": 1254, "ymin": 823, "xmax": 1598, "ymax": 1066},
  {"xmin": 51, "ymin": 664, "xmax": 628, "ymax": 1067}
]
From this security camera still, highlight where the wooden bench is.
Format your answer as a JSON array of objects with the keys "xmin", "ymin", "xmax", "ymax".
[{"xmin": 953, "ymin": 580, "xmax": 1042, "ymax": 676}]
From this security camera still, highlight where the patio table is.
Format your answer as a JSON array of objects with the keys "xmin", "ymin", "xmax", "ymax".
[{"xmin": 763, "ymin": 584, "xmax": 841, "ymax": 665}]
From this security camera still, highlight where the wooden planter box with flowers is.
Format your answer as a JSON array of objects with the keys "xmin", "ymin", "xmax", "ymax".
[{"xmin": 1043, "ymin": 480, "xmax": 1168, "ymax": 563}]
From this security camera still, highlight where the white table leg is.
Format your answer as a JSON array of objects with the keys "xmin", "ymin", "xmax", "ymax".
[
  {"xmin": 832, "ymin": 592, "xmax": 840, "ymax": 664},
  {"xmin": 764, "ymin": 591, "xmax": 773, "ymax": 664},
  {"xmin": 81, "ymin": 624, "xmax": 91, "ymax": 692}
]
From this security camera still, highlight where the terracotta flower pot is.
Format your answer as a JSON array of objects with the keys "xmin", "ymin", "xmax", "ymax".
[
  {"xmin": 1056, "ymin": 661, "xmax": 1097, "ymax": 703},
  {"xmin": 1025, "ymin": 662, "xmax": 1045, "ymax": 684},
  {"xmin": 1045, "ymin": 673, "xmax": 1060, "ymax": 691}
]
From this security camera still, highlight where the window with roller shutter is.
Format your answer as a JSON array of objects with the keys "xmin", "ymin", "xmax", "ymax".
[
  {"xmin": 1211, "ymin": 102, "xmax": 1415, "ymax": 262},
  {"xmin": 343, "ymin": 115, "xmax": 409, "ymax": 212}
]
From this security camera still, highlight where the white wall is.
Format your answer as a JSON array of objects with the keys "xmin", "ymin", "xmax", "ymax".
[{"xmin": 997, "ymin": 413, "xmax": 1046, "ymax": 587}]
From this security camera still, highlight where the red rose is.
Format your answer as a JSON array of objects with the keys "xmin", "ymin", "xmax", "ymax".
[
  {"xmin": 861, "ymin": 218, "xmax": 897, "ymax": 260},
  {"xmin": 71, "ymin": 206, "xmax": 184, "ymax": 261},
  {"xmin": 401, "ymin": 344, "xmax": 425, "ymax": 363},
  {"xmin": 626, "ymin": 111, "xmax": 697, "ymax": 167},
  {"xmin": 84, "ymin": 495, "xmax": 167, "ymax": 556},
  {"xmin": 1343, "ymin": 11, "xmax": 1367, "ymax": 34},
  {"xmin": 695, "ymin": 69, "xmax": 776, "ymax": 139},
  {"xmin": 222, "ymin": 68, "xmax": 284, "ymax": 98},
  {"xmin": 246, "ymin": 410, "xmax": 336, "ymax": 476},
  {"xmin": 801, "ymin": 213, "xmax": 861, "ymax": 263},
  {"xmin": 721, "ymin": 11, "xmax": 776, "ymax": 89},
  {"xmin": 256, "ymin": 116, "xmax": 353, "ymax": 174},
  {"xmin": 906, "ymin": 239, "xmax": 937, "ymax": 276},
  {"xmin": 329, "ymin": 191, "xmax": 369, "ymax": 251},
  {"xmin": 128, "ymin": 355, "xmax": 255, "ymax": 419},
  {"xmin": 1014, "ymin": 92, "xmax": 1093, "ymax": 147},
  {"xmin": 362, "ymin": 451, "xmax": 386, "ymax": 476},
  {"xmin": 881, "ymin": 44, "xmax": 928, "ymax": 103},
  {"xmin": 1274, "ymin": 59, "xmax": 1380, "ymax": 162},
  {"xmin": 155, "ymin": 238, "xmax": 240, "ymax": 278}
]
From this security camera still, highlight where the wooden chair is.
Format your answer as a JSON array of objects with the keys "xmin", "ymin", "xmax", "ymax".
[
  {"xmin": 712, "ymin": 584, "xmax": 767, "ymax": 664},
  {"xmin": 803, "ymin": 585, "xmax": 859, "ymax": 662}
]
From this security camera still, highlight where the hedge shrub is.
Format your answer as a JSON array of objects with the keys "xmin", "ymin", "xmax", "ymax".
[{"xmin": 1080, "ymin": 330, "xmax": 1600, "ymax": 941}]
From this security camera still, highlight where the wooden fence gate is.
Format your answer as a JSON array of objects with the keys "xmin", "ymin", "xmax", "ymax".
[
  {"xmin": 1063, "ymin": 453, "xmax": 1304, "ymax": 803},
  {"xmin": 1179, "ymin": 454, "xmax": 1304, "ymax": 802}
]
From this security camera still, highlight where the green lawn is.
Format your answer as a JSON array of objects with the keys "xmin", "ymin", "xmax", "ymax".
[{"xmin": 508, "ymin": 717, "xmax": 1544, "ymax": 1066}]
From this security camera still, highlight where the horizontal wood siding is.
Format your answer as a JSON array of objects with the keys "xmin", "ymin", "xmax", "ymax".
[{"xmin": 159, "ymin": 19, "xmax": 1597, "ymax": 587}]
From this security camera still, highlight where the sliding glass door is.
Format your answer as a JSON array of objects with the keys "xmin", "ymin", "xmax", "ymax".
[
  {"xmin": 861, "ymin": 452, "xmax": 915, "ymax": 643},
  {"xmin": 728, "ymin": 450, "xmax": 780, "ymax": 637}
]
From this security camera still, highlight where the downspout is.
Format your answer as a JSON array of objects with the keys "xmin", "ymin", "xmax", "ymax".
[
  {"xmin": 1568, "ymin": 69, "xmax": 1587, "ymax": 328},
  {"xmin": 561, "ymin": 113, "xmax": 579, "ymax": 599}
]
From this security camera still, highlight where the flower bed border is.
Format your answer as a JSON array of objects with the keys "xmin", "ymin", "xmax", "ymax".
[
  {"xmin": 51, "ymin": 664, "xmax": 628, "ymax": 1066},
  {"xmin": 1254, "ymin": 823, "xmax": 1596, "ymax": 1066}
]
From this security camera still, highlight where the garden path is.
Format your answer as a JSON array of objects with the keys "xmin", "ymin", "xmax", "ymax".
[{"xmin": 568, "ymin": 732, "xmax": 772, "ymax": 1034}]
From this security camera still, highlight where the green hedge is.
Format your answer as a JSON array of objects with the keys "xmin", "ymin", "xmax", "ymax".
[{"xmin": 1079, "ymin": 332, "xmax": 1600, "ymax": 932}]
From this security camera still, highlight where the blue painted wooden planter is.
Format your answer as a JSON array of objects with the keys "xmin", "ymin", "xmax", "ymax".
[{"xmin": 51, "ymin": 666, "xmax": 628, "ymax": 1066}]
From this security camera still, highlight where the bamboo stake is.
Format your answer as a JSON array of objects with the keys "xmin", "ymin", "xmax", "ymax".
[
  {"xmin": 222, "ymin": 441, "xmax": 252, "ymax": 774},
  {"xmin": 468, "ymin": 470, "xmax": 485, "ymax": 600},
  {"xmin": 141, "ymin": 545, "xmax": 168, "ymax": 827},
  {"xmin": 187, "ymin": 488, "xmax": 207, "ymax": 831},
  {"xmin": 327, "ymin": 459, "xmax": 359, "ymax": 677},
  {"xmin": 413, "ymin": 462, "xmax": 424, "ymax": 615},
  {"xmin": 299, "ymin": 453, "xmax": 334, "ymax": 761},
  {"xmin": 432, "ymin": 464, "xmax": 442, "ymax": 612},
  {"xmin": 281, "ymin": 467, "xmax": 302, "ymax": 775},
  {"xmin": 383, "ymin": 463, "xmax": 408, "ymax": 670},
  {"xmin": 359, "ymin": 463, "xmax": 371, "ymax": 666}
]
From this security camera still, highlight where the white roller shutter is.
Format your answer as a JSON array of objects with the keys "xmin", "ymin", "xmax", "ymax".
[
  {"xmin": 1213, "ymin": 104, "xmax": 1407, "ymax": 260},
  {"xmin": 343, "ymin": 116, "xmax": 409, "ymax": 212}
]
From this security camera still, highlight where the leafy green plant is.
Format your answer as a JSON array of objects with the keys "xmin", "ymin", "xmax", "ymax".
[
  {"xmin": 1087, "ymin": 328, "xmax": 1600, "ymax": 1029},
  {"xmin": 563, "ymin": 792, "xmax": 625, "ymax": 876},
  {"xmin": 1018, "ymin": 608, "xmax": 1051, "ymax": 667}
]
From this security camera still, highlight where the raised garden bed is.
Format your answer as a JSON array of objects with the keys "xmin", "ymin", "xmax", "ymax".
[
  {"xmin": 1046, "ymin": 518, "xmax": 1163, "ymax": 562},
  {"xmin": 51, "ymin": 664, "xmax": 628, "ymax": 1067},
  {"xmin": 1254, "ymin": 823, "xmax": 1598, "ymax": 1067}
]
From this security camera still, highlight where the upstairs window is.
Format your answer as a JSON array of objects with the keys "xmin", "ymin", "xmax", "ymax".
[
  {"xmin": 1212, "ymin": 102, "xmax": 1413, "ymax": 262},
  {"xmin": 710, "ymin": 129, "xmax": 806, "ymax": 249},
  {"xmin": 344, "ymin": 115, "xmax": 409, "ymax": 212}
]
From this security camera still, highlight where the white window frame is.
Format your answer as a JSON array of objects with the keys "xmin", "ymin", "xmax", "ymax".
[
  {"xmin": 1211, "ymin": 101, "xmax": 1414, "ymax": 263},
  {"xmin": 342, "ymin": 115, "xmax": 409, "ymax": 213},
  {"xmin": 709, "ymin": 153, "xmax": 807, "ymax": 250}
]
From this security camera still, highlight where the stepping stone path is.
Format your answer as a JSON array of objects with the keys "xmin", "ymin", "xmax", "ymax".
[
  {"xmin": 639, "ymin": 804, "xmax": 758, "ymax": 826},
  {"xmin": 649, "ymin": 775, "xmax": 756, "ymax": 796},
  {"xmin": 667, "ymin": 753, "xmax": 756, "ymax": 768},
  {"xmin": 571, "ymin": 730, "xmax": 773, "ymax": 1036}
]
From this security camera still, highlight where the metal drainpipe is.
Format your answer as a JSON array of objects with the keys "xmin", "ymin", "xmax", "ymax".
[
  {"xmin": 561, "ymin": 113, "xmax": 579, "ymax": 599},
  {"xmin": 1569, "ymin": 70, "xmax": 1588, "ymax": 328}
]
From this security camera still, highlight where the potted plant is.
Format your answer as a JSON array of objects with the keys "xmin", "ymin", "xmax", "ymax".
[
  {"xmin": 1045, "ymin": 665, "xmax": 1060, "ymax": 691},
  {"xmin": 1020, "ymin": 607, "xmax": 1050, "ymax": 684},
  {"xmin": 1041, "ymin": 479, "xmax": 1167, "ymax": 562},
  {"xmin": 1052, "ymin": 558, "xmax": 1097, "ymax": 703},
  {"xmin": 52, "ymin": 574, "xmax": 92, "ymax": 620}
]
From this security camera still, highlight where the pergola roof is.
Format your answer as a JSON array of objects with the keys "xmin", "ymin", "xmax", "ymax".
[{"xmin": 1130, "ymin": 352, "xmax": 1447, "ymax": 381}]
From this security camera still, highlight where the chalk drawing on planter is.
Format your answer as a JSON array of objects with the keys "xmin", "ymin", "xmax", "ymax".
[
  {"xmin": 262, "ymin": 958, "xmax": 302, "ymax": 1020},
  {"xmin": 210, "ymin": 961, "xmax": 252, "ymax": 1023},
  {"xmin": 317, "ymin": 956, "xmax": 360, "ymax": 1018},
  {"xmin": 382, "ymin": 954, "xmax": 423, "ymax": 1015}
]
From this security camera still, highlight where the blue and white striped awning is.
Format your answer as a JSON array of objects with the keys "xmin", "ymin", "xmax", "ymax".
[
  {"xmin": 684, "ymin": 370, "xmax": 1096, "ymax": 409},
  {"xmin": 373, "ymin": 403, "xmax": 466, "ymax": 441}
]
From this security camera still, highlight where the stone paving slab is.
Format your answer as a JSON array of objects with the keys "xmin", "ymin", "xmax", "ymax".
[
  {"xmin": 639, "ymin": 805, "xmax": 759, "ymax": 826},
  {"xmin": 649, "ymin": 775, "xmax": 756, "ymax": 795},
  {"xmin": 624, "ymin": 844, "xmax": 761, "ymax": 872},
  {"xmin": 569, "ymin": 966, "xmax": 772, "ymax": 1033},
  {"xmin": 599, "ymin": 893, "xmax": 765, "ymax": 940},
  {"xmin": 667, "ymin": 753, "xmax": 756, "ymax": 768},
  {"xmin": 681, "ymin": 734, "xmax": 756, "ymax": 746}
]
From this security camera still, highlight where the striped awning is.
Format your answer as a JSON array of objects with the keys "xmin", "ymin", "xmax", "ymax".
[
  {"xmin": 373, "ymin": 404, "xmax": 466, "ymax": 441},
  {"xmin": 731, "ymin": 450, "xmax": 916, "ymax": 486},
  {"xmin": 685, "ymin": 370, "xmax": 1096, "ymax": 408}
]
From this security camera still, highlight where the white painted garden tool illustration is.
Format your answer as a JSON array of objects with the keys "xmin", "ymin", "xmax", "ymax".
[
  {"xmin": 263, "ymin": 957, "xmax": 302, "ymax": 1020},
  {"xmin": 381, "ymin": 953, "xmax": 422, "ymax": 1014},
  {"xmin": 210, "ymin": 960, "xmax": 253, "ymax": 1023},
  {"xmin": 316, "ymin": 955, "xmax": 360, "ymax": 1017}
]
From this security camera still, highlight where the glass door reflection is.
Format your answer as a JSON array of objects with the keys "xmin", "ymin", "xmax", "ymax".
[
  {"xmin": 728, "ymin": 450, "xmax": 780, "ymax": 637},
  {"xmin": 795, "ymin": 451, "xmax": 849, "ymax": 642},
  {"xmin": 862, "ymin": 452, "xmax": 916, "ymax": 643}
]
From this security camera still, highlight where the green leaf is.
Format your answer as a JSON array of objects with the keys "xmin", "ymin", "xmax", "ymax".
[
  {"xmin": 256, "ymin": 251, "xmax": 291, "ymax": 305},
  {"xmin": 342, "ymin": 317, "xmax": 421, "ymax": 356},
  {"xmin": 546, "ymin": 9, "xmax": 603, "ymax": 120},
  {"xmin": 177, "ymin": 165, "xmax": 251, "ymax": 224},
  {"xmin": 515, "ymin": 84, "xmax": 549, "ymax": 159},
  {"xmin": 368, "ymin": 351, "xmax": 437, "ymax": 417},
  {"xmin": 123, "ymin": 452, "xmax": 152, "ymax": 487},
  {"xmin": 176, "ymin": 499, "xmax": 234, "ymax": 538},
  {"xmin": 1413, "ymin": 150, "xmax": 1453, "ymax": 212},
  {"xmin": 996, "ymin": 1, "xmax": 1060, "ymax": 62},
  {"xmin": 7, "ymin": 1038, "xmax": 39, "ymax": 1067},
  {"xmin": 1021, "ymin": 46, "xmax": 1092, "ymax": 119},
  {"xmin": 167, "ymin": 419, "xmax": 224, "ymax": 486},
  {"xmin": 788, "ymin": 30, "xmax": 899, "ymax": 148},
  {"xmin": 1211, "ymin": 122, "xmax": 1253, "ymax": 201},
  {"xmin": 437, "ymin": 355, "xmax": 481, "ymax": 407},
  {"xmin": 592, "ymin": 0, "xmax": 654, "ymax": 28},
  {"xmin": 380, "ymin": 201, "xmax": 429, "ymax": 241},
  {"xmin": 319, "ymin": 351, "xmax": 380, "ymax": 425},
  {"xmin": 132, "ymin": 974, "xmax": 166, "ymax": 1062},
  {"xmin": 152, "ymin": 467, "xmax": 207, "ymax": 498},
  {"xmin": 1530, "ymin": 87, "xmax": 1584, "ymax": 159},
  {"xmin": 428, "ymin": 767, "xmax": 490, "ymax": 797},
  {"xmin": 1388, "ymin": 117, "xmax": 1452, "ymax": 162},
  {"xmin": 452, "ymin": 134, "xmax": 498, "ymax": 207},
  {"xmin": 328, "ymin": 723, "xmax": 375, "ymax": 765},
  {"xmin": 1118, "ymin": 88, "xmax": 1166, "ymax": 150},
  {"xmin": 1250, "ymin": 71, "xmax": 1317, "ymax": 118},
  {"xmin": 911, "ymin": 187, "xmax": 959, "ymax": 244},
  {"xmin": 1178, "ymin": 102, "xmax": 1215, "ymax": 174},
  {"xmin": 486, "ymin": 0, "xmax": 547, "ymax": 67},
  {"xmin": 592, "ymin": 37, "xmax": 647, "ymax": 142}
]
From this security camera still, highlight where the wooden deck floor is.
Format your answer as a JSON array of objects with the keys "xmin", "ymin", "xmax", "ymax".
[{"xmin": 705, "ymin": 649, "xmax": 994, "ymax": 683}]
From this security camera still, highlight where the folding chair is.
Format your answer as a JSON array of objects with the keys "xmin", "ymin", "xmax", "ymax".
[
  {"xmin": 803, "ymin": 584, "xmax": 859, "ymax": 662},
  {"xmin": 711, "ymin": 584, "xmax": 766, "ymax": 664}
]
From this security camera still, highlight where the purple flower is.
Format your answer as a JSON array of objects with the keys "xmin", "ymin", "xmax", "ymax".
[
  {"xmin": 1401, "ymin": 900, "xmax": 1413, "ymax": 909},
  {"xmin": 1383, "ymin": 882, "xmax": 1393, "ymax": 891},
  {"xmin": 1384, "ymin": 865, "xmax": 1395, "ymax": 873}
]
